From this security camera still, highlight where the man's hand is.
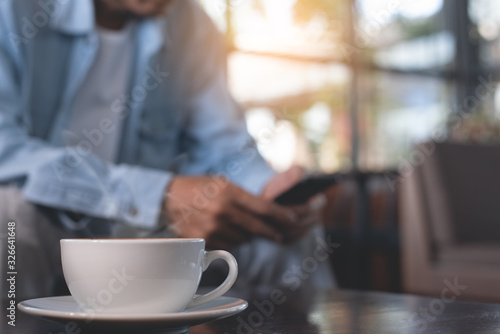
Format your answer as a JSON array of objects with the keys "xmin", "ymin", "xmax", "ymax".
[
  {"xmin": 163, "ymin": 176, "xmax": 299, "ymax": 250},
  {"xmin": 262, "ymin": 166, "xmax": 328, "ymax": 243}
]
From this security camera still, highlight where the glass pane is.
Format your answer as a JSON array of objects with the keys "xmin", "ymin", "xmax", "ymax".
[
  {"xmin": 226, "ymin": 0, "xmax": 350, "ymax": 60},
  {"xmin": 447, "ymin": 80, "xmax": 500, "ymax": 143},
  {"xmin": 243, "ymin": 100, "xmax": 353, "ymax": 173},
  {"xmin": 356, "ymin": 73, "xmax": 450, "ymax": 170},
  {"xmin": 228, "ymin": 53, "xmax": 352, "ymax": 172},
  {"xmin": 228, "ymin": 53, "xmax": 349, "ymax": 105},
  {"xmin": 356, "ymin": 0, "xmax": 453, "ymax": 70},
  {"xmin": 469, "ymin": 0, "xmax": 500, "ymax": 68},
  {"xmin": 197, "ymin": 0, "xmax": 357, "ymax": 172}
]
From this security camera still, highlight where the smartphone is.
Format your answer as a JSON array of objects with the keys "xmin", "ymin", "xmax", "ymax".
[{"xmin": 274, "ymin": 173, "xmax": 344, "ymax": 206}]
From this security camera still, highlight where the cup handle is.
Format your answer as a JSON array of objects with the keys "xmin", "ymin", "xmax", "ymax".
[{"xmin": 188, "ymin": 250, "xmax": 238, "ymax": 308}]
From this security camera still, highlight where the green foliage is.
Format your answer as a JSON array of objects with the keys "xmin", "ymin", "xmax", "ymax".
[{"xmin": 394, "ymin": 15, "xmax": 437, "ymax": 39}]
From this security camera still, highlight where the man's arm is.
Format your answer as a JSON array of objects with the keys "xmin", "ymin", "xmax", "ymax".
[
  {"xmin": 161, "ymin": 1, "xmax": 309, "ymax": 250},
  {"xmin": 0, "ymin": 13, "xmax": 170, "ymax": 229},
  {"xmin": 176, "ymin": 1, "xmax": 275, "ymax": 195},
  {"xmin": 181, "ymin": 71, "xmax": 276, "ymax": 194}
]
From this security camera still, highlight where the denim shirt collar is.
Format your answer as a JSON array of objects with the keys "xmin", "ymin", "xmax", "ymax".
[{"xmin": 50, "ymin": 0, "xmax": 95, "ymax": 35}]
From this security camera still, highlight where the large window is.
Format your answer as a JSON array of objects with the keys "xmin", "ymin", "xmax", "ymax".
[{"xmin": 198, "ymin": 0, "xmax": 498, "ymax": 172}]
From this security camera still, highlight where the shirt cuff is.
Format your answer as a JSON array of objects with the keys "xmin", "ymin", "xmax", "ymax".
[{"xmin": 22, "ymin": 164, "xmax": 172, "ymax": 230}]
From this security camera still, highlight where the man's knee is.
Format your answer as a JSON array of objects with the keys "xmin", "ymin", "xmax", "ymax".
[
  {"xmin": 0, "ymin": 185, "xmax": 38, "ymax": 217},
  {"xmin": 0, "ymin": 186, "xmax": 54, "ymax": 244},
  {"xmin": 0, "ymin": 186, "xmax": 67, "ymax": 299}
]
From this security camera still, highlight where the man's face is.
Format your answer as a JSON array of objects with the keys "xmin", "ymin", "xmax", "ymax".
[{"xmin": 96, "ymin": 0, "xmax": 175, "ymax": 17}]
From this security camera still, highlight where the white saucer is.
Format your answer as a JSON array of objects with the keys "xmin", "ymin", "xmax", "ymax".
[{"xmin": 18, "ymin": 295, "xmax": 247, "ymax": 333}]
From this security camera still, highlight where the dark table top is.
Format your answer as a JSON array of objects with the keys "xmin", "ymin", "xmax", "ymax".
[{"xmin": 4, "ymin": 287, "xmax": 500, "ymax": 334}]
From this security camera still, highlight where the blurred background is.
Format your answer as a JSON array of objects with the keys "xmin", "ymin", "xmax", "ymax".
[{"xmin": 197, "ymin": 0, "xmax": 500, "ymax": 302}]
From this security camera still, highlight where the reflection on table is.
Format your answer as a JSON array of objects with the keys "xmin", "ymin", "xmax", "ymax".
[{"xmin": 5, "ymin": 286, "xmax": 500, "ymax": 334}]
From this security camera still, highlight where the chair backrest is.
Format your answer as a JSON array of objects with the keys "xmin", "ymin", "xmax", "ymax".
[{"xmin": 420, "ymin": 142, "xmax": 500, "ymax": 245}]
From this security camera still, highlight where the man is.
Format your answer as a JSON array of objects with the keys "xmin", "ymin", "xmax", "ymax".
[{"xmin": 0, "ymin": 0, "xmax": 335, "ymax": 299}]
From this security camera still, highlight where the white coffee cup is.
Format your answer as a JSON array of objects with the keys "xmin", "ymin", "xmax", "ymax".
[{"xmin": 60, "ymin": 238, "xmax": 238, "ymax": 314}]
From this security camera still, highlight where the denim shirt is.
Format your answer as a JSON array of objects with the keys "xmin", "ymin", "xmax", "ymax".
[{"xmin": 0, "ymin": 0, "xmax": 274, "ymax": 229}]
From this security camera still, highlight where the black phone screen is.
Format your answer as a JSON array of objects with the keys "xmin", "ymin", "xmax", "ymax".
[{"xmin": 273, "ymin": 173, "xmax": 343, "ymax": 206}]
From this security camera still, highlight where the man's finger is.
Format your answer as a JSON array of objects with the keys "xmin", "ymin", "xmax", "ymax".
[
  {"xmin": 225, "ymin": 205, "xmax": 283, "ymax": 242},
  {"xmin": 215, "ymin": 220, "xmax": 252, "ymax": 245},
  {"xmin": 234, "ymin": 189, "xmax": 298, "ymax": 228}
]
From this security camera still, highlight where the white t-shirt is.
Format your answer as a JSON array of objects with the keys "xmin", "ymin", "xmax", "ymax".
[{"xmin": 65, "ymin": 23, "xmax": 135, "ymax": 163}]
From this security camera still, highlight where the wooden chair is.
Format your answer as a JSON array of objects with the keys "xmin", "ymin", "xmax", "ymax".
[{"xmin": 400, "ymin": 142, "xmax": 500, "ymax": 302}]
